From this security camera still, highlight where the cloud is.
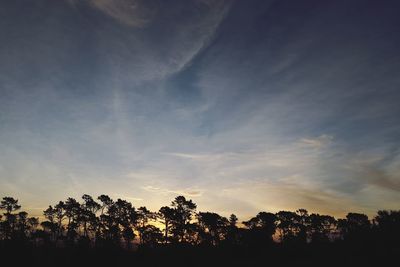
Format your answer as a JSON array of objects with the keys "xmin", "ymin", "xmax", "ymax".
[
  {"xmin": 113, "ymin": 195, "xmax": 143, "ymax": 202},
  {"xmin": 165, "ymin": 152, "xmax": 229, "ymax": 162},
  {"xmin": 88, "ymin": 0, "xmax": 156, "ymax": 27},
  {"xmin": 299, "ymin": 135, "xmax": 334, "ymax": 149},
  {"xmin": 344, "ymin": 151, "xmax": 400, "ymax": 192},
  {"xmin": 142, "ymin": 185, "xmax": 203, "ymax": 197},
  {"xmin": 366, "ymin": 168, "xmax": 400, "ymax": 192},
  {"xmin": 1, "ymin": 0, "xmax": 400, "ymax": 219},
  {"xmin": 219, "ymin": 177, "xmax": 360, "ymax": 218}
]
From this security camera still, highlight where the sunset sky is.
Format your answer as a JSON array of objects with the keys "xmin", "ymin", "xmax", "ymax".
[{"xmin": 1, "ymin": 0, "xmax": 400, "ymax": 220}]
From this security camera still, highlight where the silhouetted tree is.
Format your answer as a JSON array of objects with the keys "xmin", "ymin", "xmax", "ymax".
[
  {"xmin": 136, "ymin": 206, "xmax": 155, "ymax": 245},
  {"xmin": 0, "ymin": 197, "xmax": 21, "ymax": 240},
  {"xmin": 276, "ymin": 211, "xmax": 305, "ymax": 243},
  {"xmin": 373, "ymin": 210, "xmax": 400, "ymax": 246},
  {"xmin": 26, "ymin": 217, "xmax": 39, "ymax": 237},
  {"xmin": 42, "ymin": 206, "xmax": 58, "ymax": 241},
  {"xmin": 101, "ymin": 198, "xmax": 136, "ymax": 245},
  {"xmin": 170, "ymin": 196, "xmax": 197, "ymax": 243},
  {"xmin": 197, "ymin": 212, "xmax": 229, "ymax": 246},
  {"xmin": 80, "ymin": 194, "xmax": 100, "ymax": 238},
  {"xmin": 53, "ymin": 201, "xmax": 65, "ymax": 239},
  {"xmin": 121, "ymin": 226, "xmax": 135, "ymax": 249},
  {"xmin": 308, "ymin": 213, "xmax": 336, "ymax": 243},
  {"xmin": 140, "ymin": 225, "xmax": 163, "ymax": 247},
  {"xmin": 98, "ymin": 195, "xmax": 113, "ymax": 215},
  {"xmin": 338, "ymin": 212, "xmax": 371, "ymax": 243},
  {"xmin": 1, "ymin": 193, "xmax": 399, "ymax": 267},
  {"xmin": 243, "ymin": 212, "xmax": 277, "ymax": 247},
  {"xmin": 96, "ymin": 194, "xmax": 113, "ymax": 243},
  {"xmin": 158, "ymin": 206, "xmax": 175, "ymax": 244},
  {"xmin": 295, "ymin": 209, "xmax": 309, "ymax": 242},
  {"xmin": 225, "ymin": 214, "xmax": 240, "ymax": 246},
  {"xmin": 15, "ymin": 211, "xmax": 28, "ymax": 240},
  {"xmin": 0, "ymin": 197, "xmax": 21, "ymax": 214},
  {"xmin": 64, "ymin": 198, "xmax": 81, "ymax": 241}
]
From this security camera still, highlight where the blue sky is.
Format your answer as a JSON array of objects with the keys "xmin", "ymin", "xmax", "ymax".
[{"xmin": 1, "ymin": 0, "xmax": 400, "ymax": 219}]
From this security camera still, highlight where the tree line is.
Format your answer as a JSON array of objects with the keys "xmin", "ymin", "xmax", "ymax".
[{"xmin": 0, "ymin": 195, "xmax": 399, "ymax": 249}]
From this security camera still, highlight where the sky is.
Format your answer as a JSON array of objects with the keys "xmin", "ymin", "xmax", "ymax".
[{"xmin": 1, "ymin": 0, "xmax": 400, "ymax": 220}]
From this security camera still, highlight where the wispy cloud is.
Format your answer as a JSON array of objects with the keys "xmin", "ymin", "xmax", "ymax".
[
  {"xmin": 219, "ymin": 177, "xmax": 360, "ymax": 218},
  {"xmin": 299, "ymin": 135, "xmax": 334, "ymax": 149},
  {"xmin": 88, "ymin": 0, "xmax": 156, "ymax": 27},
  {"xmin": 142, "ymin": 185, "xmax": 203, "ymax": 198},
  {"xmin": 1, "ymin": 0, "xmax": 400, "ymax": 219}
]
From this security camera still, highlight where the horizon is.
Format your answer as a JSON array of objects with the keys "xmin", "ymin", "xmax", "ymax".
[
  {"xmin": 1, "ymin": 0, "xmax": 400, "ymax": 221},
  {"xmin": 0, "ymin": 193, "xmax": 394, "ymax": 223}
]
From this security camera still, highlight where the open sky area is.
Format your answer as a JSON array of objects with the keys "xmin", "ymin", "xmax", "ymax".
[{"xmin": 1, "ymin": 0, "xmax": 400, "ymax": 220}]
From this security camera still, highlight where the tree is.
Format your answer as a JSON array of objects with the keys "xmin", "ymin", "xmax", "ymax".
[
  {"xmin": 296, "ymin": 209, "xmax": 310, "ymax": 242},
  {"xmin": 338, "ymin": 213, "xmax": 370, "ymax": 242},
  {"xmin": 80, "ymin": 194, "xmax": 100, "ymax": 238},
  {"xmin": 225, "ymin": 214, "xmax": 239, "ymax": 246},
  {"xmin": 98, "ymin": 195, "xmax": 113, "ymax": 215},
  {"xmin": 308, "ymin": 213, "xmax": 336, "ymax": 243},
  {"xmin": 122, "ymin": 227, "xmax": 135, "ymax": 249},
  {"xmin": 27, "ymin": 217, "xmax": 39, "ymax": 237},
  {"xmin": 3, "ymin": 193, "xmax": 399, "ymax": 260},
  {"xmin": 0, "ymin": 197, "xmax": 21, "ymax": 214},
  {"xmin": 0, "ymin": 197, "xmax": 22, "ymax": 239},
  {"xmin": 197, "ymin": 212, "xmax": 229, "ymax": 246},
  {"xmin": 100, "ymin": 198, "xmax": 137, "ymax": 246},
  {"xmin": 41, "ymin": 221, "xmax": 57, "ymax": 240},
  {"xmin": 276, "ymin": 211, "xmax": 304, "ymax": 243},
  {"xmin": 158, "ymin": 206, "xmax": 176, "ymax": 244},
  {"xmin": 373, "ymin": 210, "xmax": 400, "ymax": 246},
  {"xmin": 243, "ymin": 212, "xmax": 277, "ymax": 246},
  {"xmin": 15, "ymin": 211, "xmax": 29, "ymax": 240},
  {"xmin": 136, "ymin": 206, "xmax": 155, "ymax": 245},
  {"xmin": 139, "ymin": 225, "xmax": 163, "ymax": 247},
  {"xmin": 64, "ymin": 198, "xmax": 81, "ymax": 241},
  {"xmin": 170, "ymin": 196, "xmax": 197, "ymax": 243},
  {"xmin": 96, "ymin": 194, "xmax": 113, "ymax": 241},
  {"xmin": 43, "ymin": 206, "xmax": 58, "ymax": 241},
  {"xmin": 229, "ymin": 214, "xmax": 238, "ymax": 227},
  {"xmin": 54, "ymin": 201, "xmax": 65, "ymax": 238}
]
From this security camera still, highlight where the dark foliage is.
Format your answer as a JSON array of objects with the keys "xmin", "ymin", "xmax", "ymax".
[{"xmin": 0, "ymin": 195, "xmax": 399, "ymax": 266}]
